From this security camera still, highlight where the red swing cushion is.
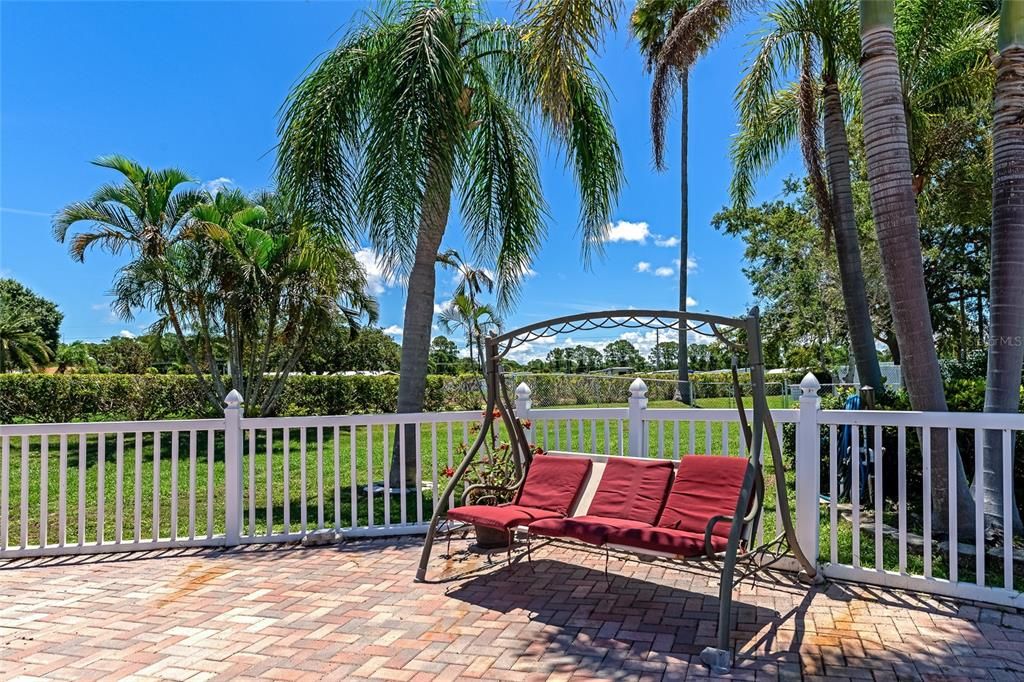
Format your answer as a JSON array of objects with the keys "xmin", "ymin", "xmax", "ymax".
[
  {"xmin": 447, "ymin": 504, "xmax": 562, "ymax": 530},
  {"xmin": 607, "ymin": 455, "xmax": 751, "ymax": 557},
  {"xmin": 529, "ymin": 457, "xmax": 674, "ymax": 545},
  {"xmin": 447, "ymin": 454, "xmax": 592, "ymax": 530},
  {"xmin": 514, "ymin": 454, "xmax": 593, "ymax": 515}
]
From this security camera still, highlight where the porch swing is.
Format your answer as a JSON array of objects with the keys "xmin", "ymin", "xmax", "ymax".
[{"xmin": 414, "ymin": 308, "xmax": 818, "ymax": 672}]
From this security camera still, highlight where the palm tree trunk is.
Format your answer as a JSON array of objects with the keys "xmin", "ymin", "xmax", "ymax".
[
  {"xmin": 390, "ymin": 157, "xmax": 454, "ymax": 487},
  {"xmin": 677, "ymin": 71, "xmax": 692, "ymax": 405},
  {"xmin": 821, "ymin": 80, "xmax": 883, "ymax": 394},
  {"xmin": 982, "ymin": 4, "xmax": 1024, "ymax": 533},
  {"xmin": 860, "ymin": 0, "xmax": 973, "ymax": 534}
]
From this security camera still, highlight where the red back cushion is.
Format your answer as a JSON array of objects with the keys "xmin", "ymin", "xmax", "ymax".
[
  {"xmin": 516, "ymin": 454, "xmax": 592, "ymax": 515},
  {"xmin": 657, "ymin": 456, "xmax": 751, "ymax": 538},
  {"xmin": 585, "ymin": 458, "xmax": 674, "ymax": 523}
]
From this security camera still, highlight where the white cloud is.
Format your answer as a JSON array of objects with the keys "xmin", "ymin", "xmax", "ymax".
[
  {"xmin": 434, "ymin": 299, "xmax": 452, "ymax": 314},
  {"xmin": 603, "ymin": 220, "xmax": 651, "ymax": 243},
  {"xmin": 354, "ymin": 247, "xmax": 392, "ymax": 295},
  {"xmin": 201, "ymin": 177, "xmax": 233, "ymax": 195},
  {"xmin": 0, "ymin": 207, "xmax": 51, "ymax": 218},
  {"xmin": 654, "ymin": 235, "xmax": 679, "ymax": 248},
  {"xmin": 654, "ymin": 266, "xmax": 674, "ymax": 278},
  {"xmin": 634, "ymin": 261, "xmax": 651, "ymax": 273},
  {"xmin": 674, "ymin": 256, "xmax": 698, "ymax": 273},
  {"xmin": 118, "ymin": 330, "xmax": 137, "ymax": 339},
  {"xmin": 382, "ymin": 325, "xmax": 403, "ymax": 337},
  {"xmin": 523, "ymin": 268, "xmax": 538, "ymax": 278},
  {"xmin": 686, "ymin": 296, "xmax": 698, "ymax": 307}
]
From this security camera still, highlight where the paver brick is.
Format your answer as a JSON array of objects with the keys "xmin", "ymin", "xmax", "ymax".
[{"xmin": 1, "ymin": 538, "xmax": 1023, "ymax": 680}]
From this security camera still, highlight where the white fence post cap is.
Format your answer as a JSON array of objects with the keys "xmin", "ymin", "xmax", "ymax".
[
  {"xmin": 799, "ymin": 372, "xmax": 820, "ymax": 395},
  {"xmin": 515, "ymin": 382, "xmax": 532, "ymax": 399},
  {"xmin": 629, "ymin": 378, "xmax": 648, "ymax": 396},
  {"xmin": 224, "ymin": 389, "xmax": 245, "ymax": 408}
]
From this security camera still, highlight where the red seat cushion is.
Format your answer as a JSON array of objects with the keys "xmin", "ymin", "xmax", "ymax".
[
  {"xmin": 585, "ymin": 457, "xmax": 674, "ymax": 524},
  {"xmin": 529, "ymin": 515, "xmax": 654, "ymax": 546},
  {"xmin": 516, "ymin": 454, "xmax": 592, "ymax": 515},
  {"xmin": 657, "ymin": 455, "xmax": 751, "ymax": 540},
  {"xmin": 605, "ymin": 526, "xmax": 729, "ymax": 557},
  {"xmin": 447, "ymin": 504, "xmax": 562, "ymax": 530}
]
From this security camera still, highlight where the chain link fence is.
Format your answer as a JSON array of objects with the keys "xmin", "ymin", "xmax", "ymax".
[{"xmin": 503, "ymin": 373, "xmax": 792, "ymax": 409}]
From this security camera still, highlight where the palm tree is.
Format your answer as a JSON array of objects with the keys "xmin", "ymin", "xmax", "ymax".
[
  {"xmin": 437, "ymin": 249, "xmax": 495, "ymax": 367},
  {"xmin": 631, "ymin": 0, "xmax": 729, "ymax": 404},
  {"xmin": 982, "ymin": 0, "xmax": 1024, "ymax": 533},
  {"xmin": 117, "ymin": 189, "xmax": 379, "ymax": 416},
  {"xmin": 438, "ymin": 293, "xmax": 502, "ymax": 375},
  {"xmin": 858, "ymin": 0, "xmax": 973, "ymax": 531},
  {"xmin": 731, "ymin": 0, "xmax": 884, "ymax": 392},
  {"xmin": 0, "ymin": 309, "xmax": 52, "ymax": 372},
  {"xmin": 278, "ymin": 1, "xmax": 621, "ymax": 485},
  {"xmin": 53, "ymin": 155, "xmax": 216, "ymax": 406}
]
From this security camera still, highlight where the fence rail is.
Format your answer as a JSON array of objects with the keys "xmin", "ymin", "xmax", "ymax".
[{"xmin": 1, "ymin": 376, "xmax": 1022, "ymax": 609}]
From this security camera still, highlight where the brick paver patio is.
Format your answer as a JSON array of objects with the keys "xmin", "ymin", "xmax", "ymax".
[{"xmin": 1, "ymin": 538, "xmax": 1023, "ymax": 681}]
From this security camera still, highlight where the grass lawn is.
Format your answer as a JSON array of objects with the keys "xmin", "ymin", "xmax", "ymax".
[{"xmin": 4, "ymin": 399, "xmax": 1020, "ymax": 593}]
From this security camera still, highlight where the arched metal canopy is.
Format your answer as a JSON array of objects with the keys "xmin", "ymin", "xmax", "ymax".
[{"xmin": 415, "ymin": 307, "xmax": 817, "ymax": 583}]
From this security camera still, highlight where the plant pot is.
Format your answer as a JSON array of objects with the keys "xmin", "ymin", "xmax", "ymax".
[{"xmin": 473, "ymin": 524, "xmax": 511, "ymax": 549}]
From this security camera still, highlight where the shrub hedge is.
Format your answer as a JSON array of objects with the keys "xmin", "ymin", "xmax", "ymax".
[{"xmin": 0, "ymin": 374, "xmax": 488, "ymax": 424}]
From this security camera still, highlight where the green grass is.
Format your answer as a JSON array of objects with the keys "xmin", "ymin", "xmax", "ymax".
[
  {"xmin": 0, "ymin": 403, "xmax": 778, "ymax": 548},
  {"xmin": 5, "ymin": 399, "xmax": 1020, "ymax": 595}
]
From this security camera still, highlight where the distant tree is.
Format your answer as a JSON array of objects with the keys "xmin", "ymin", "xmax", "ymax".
[
  {"xmin": 603, "ymin": 340, "xmax": 645, "ymax": 369},
  {"xmin": 56, "ymin": 342, "xmax": 98, "ymax": 373},
  {"xmin": 335, "ymin": 327, "xmax": 401, "ymax": 372},
  {"xmin": 565, "ymin": 345, "xmax": 604, "ymax": 373},
  {"xmin": 525, "ymin": 358, "xmax": 548, "ymax": 373},
  {"xmin": 428, "ymin": 336, "xmax": 461, "ymax": 375},
  {"xmin": 546, "ymin": 348, "xmax": 568, "ymax": 372},
  {"xmin": 0, "ymin": 308, "xmax": 52, "ymax": 372},
  {"xmin": 90, "ymin": 336, "xmax": 154, "ymax": 374},
  {"xmin": 0, "ymin": 279, "xmax": 63, "ymax": 357},
  {"xmin": 649, "ymin": 341, "xmax": 678, "ymax": 370}
]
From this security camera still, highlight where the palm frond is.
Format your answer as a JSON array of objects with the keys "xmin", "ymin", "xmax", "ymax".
[
  {"xmin": 730, "ymin": 82, "xmax": 801, "ymax": 206},
  {"xmin": 460, "ymin": 80, "xmax": 546, "ymax": 311}
]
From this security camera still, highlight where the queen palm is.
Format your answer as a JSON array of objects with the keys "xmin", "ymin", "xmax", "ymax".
[
  {"xmin": 982, "ymin": 0, "xmax": 1024, "ymax": 532},
  {"xmin": 437, "ymin": 249, "xmax": 495, "ymax": 367},
  {"xmin": 631, "ymin": 0, "xmax": 730, "ymax": 404},
  {"xmin": 0, "ymin": 309, "xmax": 52, "ymax": 373},
  {"xmin": 278, "ymin": 0, "xmax": 621, "ymax": 485},
  {"xmin": 732, "ymin": 0, "xmax": 881, "ymax": 391},
  {"xmin": 858, "ymin": 0, "xmax": 987, "ymax": 532}
]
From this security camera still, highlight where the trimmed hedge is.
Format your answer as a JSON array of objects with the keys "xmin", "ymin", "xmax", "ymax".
[{"xmin": 0, "ymin": 374, "xmax": 487, "ymax": 424}]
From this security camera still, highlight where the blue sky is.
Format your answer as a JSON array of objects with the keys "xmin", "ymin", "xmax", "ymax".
[{"xmin": 0, "ymin": 1, "xmax": 800, "ymax": 359}]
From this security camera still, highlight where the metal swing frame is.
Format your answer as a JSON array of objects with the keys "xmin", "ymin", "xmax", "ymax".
[{"xmin": 414, "ymin": 307, "xmax": 818, "ymax": 672}]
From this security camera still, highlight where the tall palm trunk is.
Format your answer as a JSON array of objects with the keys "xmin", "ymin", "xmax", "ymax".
[
  {"xmin": 391, "ymin": 158, "xmax": 454, "ymax": 487},
  {"xmin": 821, "ymin": 80, "xmax": 883, "ymax": 394},
  {"xmin": 982, "ymin": 1, "xmax": 1024, "ymax": 533},
  {"xmin": 677, "ymin": 73, "xmax": 692, "ymax": 404},
  {"xmin": 860, "ymin": 0, "xmax": 973, "ymax": 533}
]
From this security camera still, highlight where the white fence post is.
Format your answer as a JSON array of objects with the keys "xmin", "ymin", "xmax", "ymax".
[
  {"xmin": 628, "ymin": 378, "xmax": 648, "ymax": 456},
  {"xmin": 223, "ymin": 390, "xmax": 244, "ymax": 546},
  {"xmin": 515, "ymin": 382, "xmax": 534, "ymax": 443},
  {"xmin": 795, "ymin": 372, "xmax": 821, "ymax": 570}
]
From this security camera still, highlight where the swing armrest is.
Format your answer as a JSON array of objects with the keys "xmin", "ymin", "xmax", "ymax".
[{"xmin": 702, "ymin": 481, "xmax": 763, "ymax": 559}]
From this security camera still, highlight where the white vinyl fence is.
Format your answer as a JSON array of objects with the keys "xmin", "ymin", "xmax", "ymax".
[{"xmin": 1, "ymin": 376, "xmax": 1022, "ymax": 609}]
